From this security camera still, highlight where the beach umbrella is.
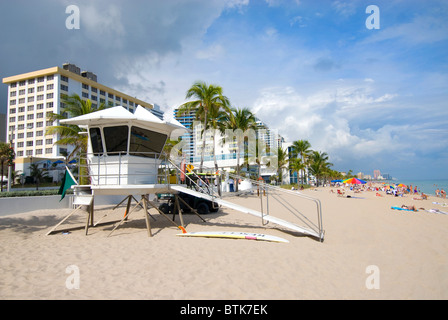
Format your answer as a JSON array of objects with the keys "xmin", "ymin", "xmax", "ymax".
[
  {"xmin": 342, "ymin": 177, "xmax": 366, "ymax": 184},
  {"xmin": 68, "ymin": 159, "xmax": 77, "ymax": 164},
  {"xmin": 331, "ymin": 179, "xmax": 343, "ymax": 183},
  {"xmin": 397, "ymin": 183, "xmax": 407, "ymax": 187},
  {"xmin": 53, "ymin": 160, "xmax": 64, "ymax": 164}
]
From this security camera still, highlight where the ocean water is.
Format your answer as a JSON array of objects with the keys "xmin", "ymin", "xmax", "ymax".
[{"xmin": 386, "ymin": 179, "xmax": 448, "ymax": 196}]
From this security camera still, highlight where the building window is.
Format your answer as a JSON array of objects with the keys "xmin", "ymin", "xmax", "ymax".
[
  {"xmin": 47, "ymin": 84, "xmax": 54, "ymax": 90},
  {"xmin": 10, "ymin": 91, "xmax": 16, "ymax": 97},
  {"xmin": 9, "ymin": 108, "xmax": 16, "ymax": 114},
  {"xmin": 100, "ymin": 90, "xmax": 105, "ymax": 96},
  {"xmin": 18, "ymin": 115, "xmax": 25, "ymax": 121},
  {"xmin": 37, "ymin": 86, "xmax": 44, "ymax": 92},
  {"xmin": 9, "ymin": 117, "xmax": 16, "ymax": 123},
  {"xmin": 17, "ymin": 151, "xmax": 23, "ymax": 157},
  {"xmin": 19, "ymin": 89, "xmax": 25, "ymax": 95},
  {"xmin": 60, "ymin": 84, "xmax": 68, "ymax": 91},
  {"xmin": 82, "ymin": 83, "xmax": 89, "ymax": 90},
  {"xmin": 36, "ymin": 130, "xmax": 44, "ymax": 136},
  {"xmin": 19, "ymin": 81, "xmax": 26, "ymax": 86},
  {"xmin": 17, "ymin": 133, "xmax": 24, "ymax": 139},
  {"xmin": 18, "ymin": 107, "xmax": 25, "ymax": 113},
  {"xmin": 28, "ymin": 79, "xmax": 35, "ymax": 84},
  {"xmin": 26, "ymin": 150, "xmax": 33, "ymax": 156},
  {"xmin": 11, "ymin": 83, "xmax": 17, "ymax": 88},
  {"xmin": 36, "ymin": 122, "xmax": 43, "ymax": 128},
  {"xmin": 28, "ymin": 88, "xmax": 34, "ymax": 94},
  {"xmin": 27, "ymin": 105, "xmax": 34, "ymax": 111},
  {"xmin": 46, "ymin": 102, "xmax": 53, "ymax": 108},
  {"xmin": 82, "ymin": 92, "xmax": 89, "ymax": 98},
  {"xmin": 47, "ymin": 75, "xmax": 54, "ymax": 81},
  {"xmin": 27, "ymin": 132, "xmax": 33, "ymax": 138},
  {"xmin": 19, "ymin": 98, "xmax": 25, "ymax": 104},
  {"xmin": 17, "ymin": 142, "xmax": 24, "ymax": 148},
  {"xmin": 27, "ymin": 96, "xmax": 34, "ymax": 102},
  {"xmin": 61, "ymin": 75, "xmax": 68, "ymax": 82},
  {"xmin": 91, "ymin": 87, "xmax": 97, "ymax": 93},
  {"xmin": 37, "ymin": 103, "xmax": 44, "ymax": 110},
  {"xmin": 37, "ymin": 77, "xmax": 44, "ymax": 83},
  {"xmin": 46, "ymin": 138, "xmax": 53, "ymax": 144},
  {"xmin": 37, "ymin": 94, "xmax": 44, "ymax": 101},
  {"xmin": 47, "ymin": 93, "xmax": 53, "ymax": 99},
  {"xmin": 36, "ymin": 140, "xmax": 43, "ymax": 146},
  {"xmin": 27, "ymin": 114, "xmax": 34, "ymax": 120},
  {"xmin": 45, "ymin": 148, "xmax": 52, "ymax": 154},
  {"xmin": 36, "ymin": 149, "xmax": 43, "ymax": 155},
  {"xmin": 10, "ymin": 99, "xmax": 16, "ymax": 105}
]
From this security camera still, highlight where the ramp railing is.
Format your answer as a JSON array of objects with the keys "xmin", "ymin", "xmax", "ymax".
[{"xmin": 167, "ymin": 159, "xmax": 324, "ymax": 242}]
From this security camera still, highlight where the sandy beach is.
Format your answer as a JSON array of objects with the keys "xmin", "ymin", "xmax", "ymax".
[{"xmin": 0, "ymin": 185, "xmax": 447, "ymax": 300}]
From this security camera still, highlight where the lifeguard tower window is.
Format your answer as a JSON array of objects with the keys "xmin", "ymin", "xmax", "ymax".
[
  {"xmin": 89, "ymin": 127, "xmax": 104, "ymax": 154},
  {"xmin": 104, "ymin": 126, "xmax": 129, "ymax": 155},
  {"xmin": 129, "ymin": 126, "xmax": 167, "ymax": 158}
]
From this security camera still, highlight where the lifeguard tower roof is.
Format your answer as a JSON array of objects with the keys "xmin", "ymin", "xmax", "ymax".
[
  {"xmin": 60, "ymin": 105, "xmax": 188, "ymax": 186},
  {"xmin": 61, "ymin": 105, "xmax": 188, "ymax": 135}
]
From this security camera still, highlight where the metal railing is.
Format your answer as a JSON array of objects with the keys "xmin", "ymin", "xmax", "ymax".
[{"xmin": 167, "ymin": 160, "xmax": 325, "ymax": 242}]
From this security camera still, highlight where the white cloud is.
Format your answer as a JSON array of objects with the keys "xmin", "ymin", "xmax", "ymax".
[{"xmin": 195, "ymin": 43, "xmax": 225, "ymax": 61}]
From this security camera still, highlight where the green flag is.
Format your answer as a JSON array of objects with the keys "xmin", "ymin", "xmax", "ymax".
[{"xmin": 58, "ymin": 167, "xmax": 78, "ymax": 201}]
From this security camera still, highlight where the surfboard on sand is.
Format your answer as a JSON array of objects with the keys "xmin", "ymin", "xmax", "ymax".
[{"xmin": 176, "ymin": 231, "xmax": 289, "ymax": 243}]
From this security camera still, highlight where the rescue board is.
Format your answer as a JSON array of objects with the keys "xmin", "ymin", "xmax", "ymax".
[{"xmin": 176, "ymin": 231, "xmax": 289, "ymax": 243}]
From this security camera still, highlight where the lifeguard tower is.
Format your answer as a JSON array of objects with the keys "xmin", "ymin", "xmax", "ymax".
[{"xmin": 47, "ymin": 105, "xmax": 325, "ymax": 241}]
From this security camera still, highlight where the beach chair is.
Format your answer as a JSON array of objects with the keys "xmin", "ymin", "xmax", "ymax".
[{"xmin": 337, "ymin": 189, "xmax": 345, "ymax": 197}]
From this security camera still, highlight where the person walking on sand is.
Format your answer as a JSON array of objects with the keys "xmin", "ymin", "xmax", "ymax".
[{"xmin": 435, "ymin": 188, "xmax": 440, "ymax": 197}]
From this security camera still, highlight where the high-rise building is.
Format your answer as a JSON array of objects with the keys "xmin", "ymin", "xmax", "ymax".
[
  {"xmin": 2, "ymin": 63, "xmax": 155, "ymax": 176},
  {"xmin": 373, "ymin": 170, "xmax": 381, "ymax": 180}
]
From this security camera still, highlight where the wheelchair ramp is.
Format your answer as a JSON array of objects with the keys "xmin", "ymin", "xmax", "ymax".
[{"xmin": 171, "ymin": 185, "xmax": 320, "ymax": 239}]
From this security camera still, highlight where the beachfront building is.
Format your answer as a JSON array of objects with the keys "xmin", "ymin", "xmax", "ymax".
[
  {"xmin": 2, "ymin": 63, "xmax": 156, "ymax": 181},
  {"xmin": 173, "ymin": 108, "xmax": 283, "ymax": 181}
]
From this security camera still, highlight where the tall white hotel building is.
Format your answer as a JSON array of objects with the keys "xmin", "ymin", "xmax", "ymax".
[{"xmin": 2, "ymin": 63, "xmax": 156, "ymax": 177}]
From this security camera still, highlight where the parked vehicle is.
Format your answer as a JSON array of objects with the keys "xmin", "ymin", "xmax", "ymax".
[{"xmin": 158, "ymin": 191, "xmax": 219, "ymax": 215}]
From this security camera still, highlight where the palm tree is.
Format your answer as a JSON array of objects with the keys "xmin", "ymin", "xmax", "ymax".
[
  {"xmin": 276, "ymin": 147, "xmax": 289, "ymax": 184},
  {"xmin": 0, "ymin": 142, "xmax": 10, "ymax": 192},
  {"xmin": 292, "ymin": 139, "xmax": 312, "ymax": 185},
  {"xmin": 308, "ymin": 151, "xmax": 333, "ymax": 186},
  {"xmin": 176, "ymin": 81, "xmax": 230, "ymax": 172},
  {"xmin": 46, "ymin": 93, "xmax": 106, "ymax": 184},
  {"xmin": 289, "ymin": 158, "xmax": 305, "ymax": 188},
  {"xmin": 29, "ymin": 163, "xmax": 49, "ymax": 190},
  {"xmin": 222, "ymin": 107, "xmax": 257, "ymax": 191}
]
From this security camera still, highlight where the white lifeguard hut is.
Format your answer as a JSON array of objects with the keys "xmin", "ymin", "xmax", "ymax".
[
  {"xmin": 47, "ymin": 105, "xmax": 325, "ymax": 241},
  {"xmin": 63, "ymin": 105, "xmax": 186, "ymax": 186}
]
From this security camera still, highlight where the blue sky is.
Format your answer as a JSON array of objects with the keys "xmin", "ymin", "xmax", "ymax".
[{"xmin": 1, "ymin": 0, "xmax": 447, "ymax": 179}]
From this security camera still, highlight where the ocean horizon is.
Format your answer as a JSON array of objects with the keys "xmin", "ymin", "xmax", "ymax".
[{"xmin": 383, "ymin": 178, "xmax": 448, "ymax": 196}]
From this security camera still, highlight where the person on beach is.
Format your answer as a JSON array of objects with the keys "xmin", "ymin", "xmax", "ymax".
[
  {"xmin": 401, "ymin": 204, "xmax": 417, "ymax": 211},
  {"xmin": 228, "ymin": 178, "xmax": 234, "ymax": 192},
  {"xmin": 441, "ymin": 189, "xmax": 446, "ymax": 199},
  {"xmin": 435, "ymin": 188, "xmax": 440, "ymax": 197}
]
